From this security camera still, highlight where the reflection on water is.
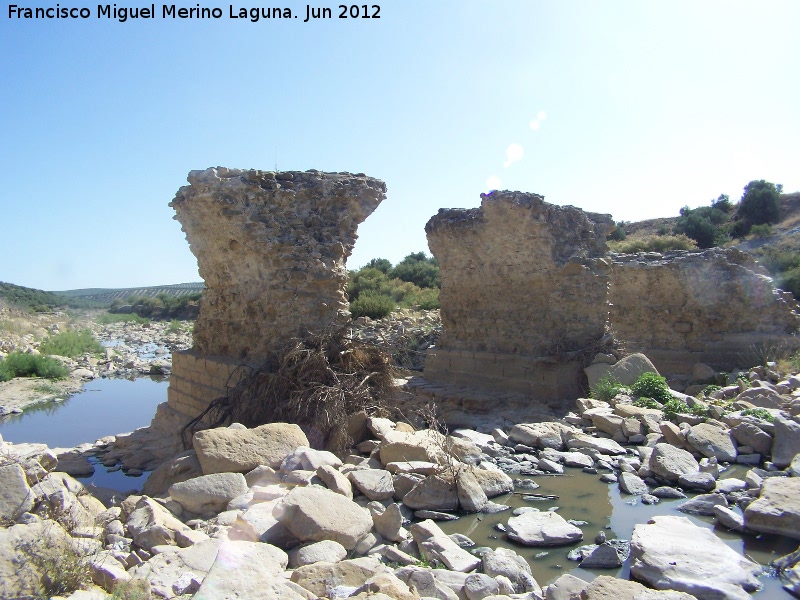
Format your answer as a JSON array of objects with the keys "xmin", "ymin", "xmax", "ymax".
[
  {"xmin": 0, "ymin": 377, "xmax": 168, "ymax": 448},
  {"xmin": 438, "ymin": 470, "xmax": 794, "ymax": 597}
]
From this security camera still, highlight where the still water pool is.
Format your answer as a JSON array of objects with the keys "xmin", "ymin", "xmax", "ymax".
[
  {"xmin": 438, "ymin": 469, "xmax": 794, "ymax": 596},
  {"xmin": 0, "ymin": 377, "xmax": 168, "ymax": 448}
]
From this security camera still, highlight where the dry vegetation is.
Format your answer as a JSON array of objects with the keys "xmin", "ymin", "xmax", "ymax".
[{"xmin": 183, "ymin": 331, "xmax": 396, "ymax": 449}]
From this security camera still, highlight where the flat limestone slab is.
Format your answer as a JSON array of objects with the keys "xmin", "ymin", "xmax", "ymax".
[{"xmin": 630, "ymin": 515, "xmax": 761, "ymax": 599}]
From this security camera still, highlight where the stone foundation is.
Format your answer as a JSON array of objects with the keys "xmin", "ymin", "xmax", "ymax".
[
  {"xmin": 609, "ymin": 248, "xmax": 800, "ymax": 374},
  {"xmin": 168, "ymin": 167, "xmax": 386, "ymax": 419},
  {"xmin": 166, "ymin": 351, "xmax": 244, "ymax": 420},
  {"xmin": 423, "ymin": 191, "xmax": 614, "ymax": 407}
]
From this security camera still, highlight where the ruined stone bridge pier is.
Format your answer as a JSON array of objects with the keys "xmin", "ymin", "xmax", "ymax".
[
  {"xmin": 166, "ymin": 167, "xmax": 386, "ymax": 419},
  {"xmin": 420, "ymin": 191, "xmax": 615, "ymax": 413}
]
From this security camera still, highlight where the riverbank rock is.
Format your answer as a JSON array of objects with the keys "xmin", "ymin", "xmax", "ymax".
[
  {"xmin": 771, "ymin": 415, "xmax": 800, "ymax": 468},
  {"xmin": 275, "ymin": 486, "xmax": 372, "ymax": 550},
  {"xmin": 648, "ymin": 443, "xmax": 699, "ymax": 481},
  {"xmin": 685, "ymin": 423, "xmax": 737, "ymax": 463},
  {"xmin": 581, "ymin": 575, "xmax": 697, "ymax": 599},
  {"xmin": 507, "ymin": 510, "xmax": 583, "ymax": 546},
  {"xmin": 0, "ymin": 462, "xmax": 34, "ymax": 521},
  {"xmin": 193, "ymin": 423, "xmax": 309, "ymax": 474},
  {"xmin": 410, "ymin": 519, "xmax": 481, "ymax": 572},
  {"xmin": 743, "ymin": 477, "xmax": 800, "ymax": 539},
  {"xmin": 509, "ymin": 422, "xmax": 574, "ymax": 450},
  {"xmin": 168, "ymin": 472, "xmax": 248, "ymax": 515},
  {"xmin": 630, "ymin": 515, "xmax": 762, "ymax": 599}
]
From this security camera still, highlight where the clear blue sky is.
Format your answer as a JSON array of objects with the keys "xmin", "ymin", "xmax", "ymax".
[{"xmin": 2, "ymin": 1, "xmax": 799, "ymax": 290}]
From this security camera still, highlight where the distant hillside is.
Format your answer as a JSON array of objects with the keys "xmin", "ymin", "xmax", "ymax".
[
  {"xmin": 0, "ymin": 281, "xmax": 103, "ymax": 311},
  {"xmin": 52, "ymin": 282, "xmax": 205, "ymax": 305}
]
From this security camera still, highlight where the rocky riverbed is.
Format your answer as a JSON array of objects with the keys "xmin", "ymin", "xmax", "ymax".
[{"xmin": 2, "ymin": 349, "xmax": 800, "ymax": 599}]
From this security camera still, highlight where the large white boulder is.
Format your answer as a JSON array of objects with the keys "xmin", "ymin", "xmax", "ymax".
[
  {"xmin": 275, "ymin": 486, "xmax": 372, "ymax": 550},
  {"xmin": 506, "ymin": 511, "xmax": 583, "ymax": 546},
  {"xmin": 630, "ymin": 515, "xmax": 762, "ymax": 599},
  {"xmin": 193, "ymin": 423, "xmax": 309, "ymax": 474}
]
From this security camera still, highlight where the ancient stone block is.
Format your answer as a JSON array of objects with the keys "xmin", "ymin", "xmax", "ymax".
[
  {"xmin": 609, "ymin": 248, "xmax": 800, "ymax": 373},
  {"xmin": 423, "ymin": 191, "xmax": 613, "ymax": 402},
  {"xmin": 171, "ymin": 167, "xmax": 386, "ymax": 362}
]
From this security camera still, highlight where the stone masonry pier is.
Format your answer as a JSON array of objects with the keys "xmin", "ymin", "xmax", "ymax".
[
  {"xmin": 167, "ymin": 167, "xmax": 386, "ymax": 419},
  {"xmin": 422, "ymin": 191, "xmax": 614, "ymax": 408},
  {"xmin": 609, "ymin": 248, "xmax": 800, "ymax": 374}
]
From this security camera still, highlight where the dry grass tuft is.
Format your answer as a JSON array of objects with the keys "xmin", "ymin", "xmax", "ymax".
[{"xmin": 184, "ymin": 330, "xmax": 395, "ymax": 450}]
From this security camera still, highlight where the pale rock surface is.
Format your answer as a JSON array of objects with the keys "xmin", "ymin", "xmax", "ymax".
[
  {"xmin": 685, "ymin": 423, "xmax": 737, "ymax": 463},
  {"xmin": 142, "ymin": 450, "xmax": 202, "ymax": 497},
  {"xmin": 481, "ymin": 547, "xmax": 539, "ymax": 594},
  {"xmin": 370, "ymin": 502, "xmax": 405, "ymax": 542},
  {"xmin": 585, "ymin": 353, "xmax": 659, "ymax": 389},
  {"xmin": 677, "ymin": 493, "xmax": 728, "ymax": 516},
  {"xmin": 275, "ymin": 486, "xmax": 372, "ymax": 550},
  {"xmin": 581, "ymin": 575, "xmax": 697, "ymax": 599},
  {"xmin": 730, "ymin": 423, "xmax": 772, "ymax": 456},
  {"xmin": 618, "ymin": 472, "xmax": 648, "ymax": 496},
  {"xmin": 193, "ymin": 540, "xmax": 297, "ymax": 600},
  {"xmin": 290, "ymin": 557, "xmax": 386, "ymax": 597},
  {"xmin": 410, "ymin": 519, "xmax": 481, "ymax": 572},
  {"xmin": 470, "ymin": 468, "xmax": 514, "ymax": 497},
  {"xmin": 544, "ymin": 573, "xmax": 587, "ymax": 600},
  {"xmin": 289, "ymin": 540, "xmax": 348, "ymax": 568},
  {"xmin": 506, "ymin": 511, "xmax": 583, "ymax": 546},
  {"xmin": 0, "ymin": 520, "xmax": 71, "ymax": 599},
  {"xmin": 743, "ymin": 477, "xmax": 800, "ymax": 539},
  {"xmin": 281, "ymin": 446, "xmax": 342, "ymax": 471},
  {"xmin": 317, "ymin": 464, "xmax": 353, "ymax": 499},
  {"xmin": 193, "ymin": 423, "xmax": 309, "ymax": 473},
  {"xmin": 565, "ymin": 432, "xmax": 626, "ymax": 455},
  {"xmin": 457, "ymin": 470, "xmax": 488, "ymax": 512},
  {"xmin": 464, "ymin": 573, "xmax": 500, "ymax": 599},
  {"xmin": 771, "ymin": 415, "xmax": 800, "ymax": 468},
  {"xmin": 126, "ymin": 496, "xmax": 191, "ymax": 551},
  {"xmin": 509, "ymin": 422, "xmax": 575, "ymax": 450},
  {"xmin": 354, "ymin": 572, "xmax": 418, "ymax": 600},
  {"xmin": 0, "ymin": 462, "xmax": 34, "ymax": 521},
  {"xmin": 403, "ymin": 474, "xmax": 459, "ymax": 511},
  {"xmin": 168, "ymin": 472, "xmax": 247, "ymax": 514},
  {"xmin": 648, "ymin": 443, "xmax": 699, "ymax": 482},
  {"xmin": 349, "ymin": 469, "xmax": 395, "ymax": 501},
  {"xmin": 630, "ymin": 515, "xmax": 761, "ymax": 599},
  {"xmin": 735, "ymin": 387, "xmax": 785, "ymax": 408}
]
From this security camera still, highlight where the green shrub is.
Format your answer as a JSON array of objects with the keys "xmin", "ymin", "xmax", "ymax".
[
  {"xmin": 749, "ymin": 224, "xmax": 773, "ymax": 238},
  {"xmin": 0, "ymin": 352, "xmax": 69, "ymax": 380},
  {"xmin": 689, "ymin": 403, "xmax": 711, "ymax": 418},
  {"xmin": 738, "ymin": 180, "xmax": 781, "ymax": 226},
  {"xmin": 168, "ymin": 319, "xmax": 182, "ymax": 333},
  {"xmin": 662, "ymin": 398, "xmax": 690, "ymax": 420},
  {"xmin": 702, "ymin": 384, "xmax": 722, "ymax": 397},
  {"xmin": 389, "ymin": 252, "xmax": 441, "ymax": 289},
  {"xmin": 631, "ymin": 372, "xmax": 673, "ymax": 403},
  {"xmin": 350, "ymin": 292, "xmax": 395, "ymax": 319},
  {"xmin": 95, "ymin": 312, "xmax": 150, "ymax": 325},
  {"xmin": 607, "ymin": 234, "xmax": 697, "ymax": 254},
  {"xmin": 633, "ymin": 396, "xmax": 662, "ymax": 409},
  {"xmin": 414, "ymin": 288, "xmax": 440, "ymax": 310},
  {"xmin": 591, "ymin": 375, "xmax": 631, "ymax": 402},
  {"xmin": 607, "ymin": 221, "xmax": 628, "ymax": 241},
  {"xmin": 39, "ymin": 329, "xmax": 103, "ymax": 358},
  {"xmin": 740, "ymin": 408, "xmax": 775, "ymax": 422}
]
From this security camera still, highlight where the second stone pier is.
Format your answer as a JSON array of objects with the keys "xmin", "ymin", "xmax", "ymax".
[{"xmin": 423, "ymin": 191, "xmax": 613, "ymax": 405}]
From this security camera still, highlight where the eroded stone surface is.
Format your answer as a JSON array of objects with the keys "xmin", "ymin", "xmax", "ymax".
[
  {"xmin": 424, "ymin": 191, "xmax": 613, "ymax": 403},
  {"xmin": 609, "ymin": 249, "xmax": 800, "ymax": 374},
  {"xmin": 171, "ymin": 167, "xmax": 386, "ymax": 361}
]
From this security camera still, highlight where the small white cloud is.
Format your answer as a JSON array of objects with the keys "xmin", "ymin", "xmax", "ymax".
[
  {"xmin": 530, "ymin": 110, "xmax": 547, "ymax": 131},
  {"xmin": 486, "ymin": 175, "xmax": 502, "ymax": 191},
  {"xmin": 503, "ymin": 143, "xmax": 524, "ymax": 168},
  {"xmin": 529, "ymin": 120, "xmax": 540, "ymax": 131},
  {"xmin": 537, "ymin": 110, "xmax": 547, "ymax": 121}
]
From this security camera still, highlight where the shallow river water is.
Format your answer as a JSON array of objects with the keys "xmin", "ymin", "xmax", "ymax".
[{"xmin": 0, "ymin": 380, "xmax": 795, "ymax": 596}]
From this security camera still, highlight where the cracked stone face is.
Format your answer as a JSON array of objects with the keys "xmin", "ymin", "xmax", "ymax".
[{"xmin": 171, "ymin": 167, "xmax": 386, "ymax": 361}]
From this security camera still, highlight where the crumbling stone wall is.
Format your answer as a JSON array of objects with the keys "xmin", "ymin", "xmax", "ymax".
[
  {"xmin": 423, "ymin": 191, "xmax": 614, "ymax": 404},
  {"xmin": 167, "ymin": 167, "xmax": 386, "ymax": 418},
  {"xmin": 610, "ymin": 248, "xmax": 800, "ymax": 374}
]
